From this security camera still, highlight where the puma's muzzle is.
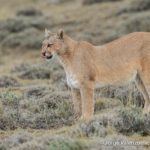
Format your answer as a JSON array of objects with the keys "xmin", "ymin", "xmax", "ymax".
[{"xmin": 41, "ymin": 51, "xmax": 53, "ymax": 59}]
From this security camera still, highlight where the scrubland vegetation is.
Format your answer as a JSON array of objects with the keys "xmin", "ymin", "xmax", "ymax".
[{"xmin": 0, "ymin": 0, "xmax": 150, "ymax": 149}]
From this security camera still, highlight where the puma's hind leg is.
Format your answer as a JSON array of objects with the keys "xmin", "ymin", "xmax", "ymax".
[{"xmin": 135, "ymin": 72, "xmax": 150, "ymax": 114}]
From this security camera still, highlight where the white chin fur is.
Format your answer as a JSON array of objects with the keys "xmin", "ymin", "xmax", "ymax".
[{"xmin": 45, "ymin": 53, "xmax": 51, "ymax": 57}]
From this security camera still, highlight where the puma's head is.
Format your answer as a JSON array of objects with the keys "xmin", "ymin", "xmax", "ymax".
[{"xmin": 41, "ymin": 29, "xmax": 66, "ymax": 59}]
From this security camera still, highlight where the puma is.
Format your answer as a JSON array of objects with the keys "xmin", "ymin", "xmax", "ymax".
[{"xmin": 41, "ymin": 29, "xmax": 150, "ymax": 121}]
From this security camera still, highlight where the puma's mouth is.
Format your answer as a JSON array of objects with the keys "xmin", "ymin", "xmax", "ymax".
[
  {"xmin": 46, "ymin": 55, "xmax": 53, "ymax": 59},
  {"xmin": 41, "ymin": 52, "xmax": 53, "ymax": 59}
]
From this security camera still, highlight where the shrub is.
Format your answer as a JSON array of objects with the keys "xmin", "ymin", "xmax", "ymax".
[
  {"xmin": 114, "ymin": 107, "xmax": 150, "ymax": 135},
  {"xmin": 23, "ymin": 86, "xmax": 55, "ymax": 99},
  {"xmin": 0, "ymin": 91, "xmax": 21, "ymax": 130},
  {"xmin": 0, "ymin": 30, "xmax": 9, "ymax": 41},
  {"xmin": 82, "ymin": 0, "xmax": 121, "ymax": 5},
  {"xmin": 0, "ymin": 145, "xmax": 7, "ymax": 150},
  {"xmin": 0, "ymin": 15, "xmax": 52, "ymax": 49},
  {"xmin": 0, "ymin": 100, "xmax": 3, "ymax": 116},
  {"xmin": 119, "ymin": 13, "xmax": 150, "ymax": 34},
  {"xmin": 116, "ymin": 0, "xmax": 150, "ymax": 16},
  {"xmin": 0, "ymin": 76, "xmax": 20, "ymax": 88},
  {"xmin": 48, "ymin": 0, "xmax": 71, "ymax": 4},
  {"xmin": 0, "ymin": 17, "xmax": 28, "ymax": 33},
  {"xmin": 2, "ymin": 28, "xmax": 43, "ymax": 49},
  {"xmin": 0, "ymin": 115, "xmax": 18, "ymax": 130},
  {"xmin": 30, "ymin": 91, "xmax": 73, "ymax": 129},
  {"xmin": 16, "ymin": 62, "xmax": 51, "ymax": 79},
  {"xmin": 71, "ymin": 117, "xmax": 109, "ymax": 138},
  {"xmin": 0, "ymin": 90, "xmax": 20, "ymax": 106},
  {"xmin": 129, "ymin": 0, "xmax": 150, "ymax": 12},
  {"xmin": 94, "ymin": 98, "xmax": 121, "ymax": 112},
  {"xmin": 0, "ymin": 132, "xmax": 33, "ymax": 149},
  {"xmin": 0, "ymin": 16, "xmax": 50, "ymax": 33},
  {"xmin": 94, "ymin": 99, "xmax": 106, "ymax": 111},
  {"xmin": 0, "ymin": 90, "xmax": 74, "ymax": 130},
  {"xmin": 18, "ymin": 67, "xmax": 50, "ymax": 79},
  {"xmin": 13, "ymin": 61, "xmax": 66, "ymax": 82},
  {"xmin": 12, "ymin": 59, "xmax": 62, "ymax": 74},
  {"xmin": 13, "ymin": 136, "xmax": 86, "ymax": 150},
  {"xmin": 16, "ymin": 7, "xmax": 43, "ymax": 17},
  {"xmin": 96, "ymin": 84, "xmax": 144, "ymax": 107},
  {"xmin": 48, "ymin": 137, "xmax": 86, "ymax": 150},
  {"xmin": 12, "ymin": 63, "xmax": 32, "ymax": 73}
]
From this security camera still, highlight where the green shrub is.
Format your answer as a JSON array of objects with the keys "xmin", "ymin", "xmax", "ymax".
[
  {"xmin": 0, "ymin": 91, "xmax": 21, "ymax": 130},
  {"xmin": 9, "ymin": 136, "xmax": 86, "ymax": 150},
  {"xmin": 49, "ymin": 138, "xmax": 85, "ymax": 150},
  {"xmin": 0, "ymin": 90, "xmax": 20, "ymax": 106}
]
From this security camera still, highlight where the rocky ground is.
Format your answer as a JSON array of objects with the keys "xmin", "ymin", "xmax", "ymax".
[{"xmin": 0, "ymin": 0, "xmax": 150, "ymax": 149}]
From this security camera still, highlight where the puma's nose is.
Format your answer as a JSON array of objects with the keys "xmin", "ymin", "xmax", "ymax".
[{"xmin": 41, "ymin": 52, "xmax": 46, "ymax": 58}]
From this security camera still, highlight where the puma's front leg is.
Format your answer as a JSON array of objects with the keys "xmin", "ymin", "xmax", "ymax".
[
  {"xmin": 71, "ymin": 88, "xmax": 82, "ymax": 118},
  {"xmin": 80, "ymin": 82, "xmax": 94, "ymax": 122}
]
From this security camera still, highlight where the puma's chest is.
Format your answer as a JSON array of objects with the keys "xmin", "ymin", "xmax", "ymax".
[{"xmin": 66, "ymin": 71, "xmax": 80, "ymax": 89}]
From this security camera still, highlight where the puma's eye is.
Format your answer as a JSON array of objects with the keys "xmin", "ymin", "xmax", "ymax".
[{"xmin": 47, "ymin": 44, "xmax": 53, "ymax": 47}]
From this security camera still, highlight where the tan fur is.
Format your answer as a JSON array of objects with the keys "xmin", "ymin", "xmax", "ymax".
[{"xmin": 42, "ymin": 29, "xmax": 150, "ymax": 122}]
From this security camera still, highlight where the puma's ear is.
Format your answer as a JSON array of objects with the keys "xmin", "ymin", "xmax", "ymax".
[
  {"xmin": 45, "ymin": 28, "xmax": 51, "ymax": 38},
  {"xmin": 57, "ymin": 29, "xmax": 64, "ymax": 39}
]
